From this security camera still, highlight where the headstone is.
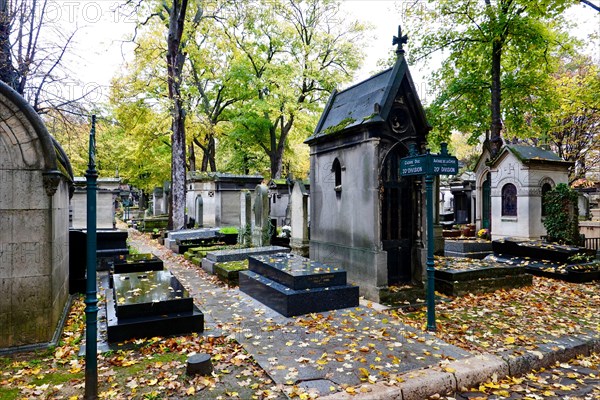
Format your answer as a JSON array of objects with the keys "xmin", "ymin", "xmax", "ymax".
[
  {"xmin": 239, "ymin": 253, "xmax": 359, "ymax": 317},
  {"xmin": 290, "ymin": 180, "xmax": 309, "ymax": 257},
  {"xmin": 152, "ymin": 187, "xmax": 164, "ymax": 216},
  {"xmin": 240, "ymin": 190, "xmax": 252, "ymax": 247},
  {"xmin": 252, "ymin": 185, "xmax": 271, "ymax": 246},
  {"xmin": 0, "ymin": 81, "xmax": 72, "ymax": 349}
]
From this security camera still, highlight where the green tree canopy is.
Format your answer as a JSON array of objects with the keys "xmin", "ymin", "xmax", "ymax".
[{"xmin": 404, "ymin": 0, "xmax": 578, "ymax": 152}]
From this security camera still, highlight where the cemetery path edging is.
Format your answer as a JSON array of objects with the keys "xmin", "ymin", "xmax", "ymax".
[{"xmin": 319, "ymin": 333, "xmax": 600, "ymax": 400}]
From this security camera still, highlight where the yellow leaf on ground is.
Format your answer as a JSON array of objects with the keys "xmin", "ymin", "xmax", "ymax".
[{"xmin": 505, "ymin": 336, "xmax": 516, "ymax": 344}]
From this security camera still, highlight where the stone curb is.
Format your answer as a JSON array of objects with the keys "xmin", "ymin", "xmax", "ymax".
[{"xmin": 320, "ymin": 334, "xmax": 599, "ymax": 400}]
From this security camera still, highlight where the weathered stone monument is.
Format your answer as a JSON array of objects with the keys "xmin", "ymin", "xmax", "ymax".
[
  {"xmin": 252, "ymin": 184, "xmax": 271, "ymax": 246},
  {"xmin": 71, "ymin": 176, "xmax": 120, "ymax": 229},
  {"xmin": 185, "ymin": 172, "xmax": 263, "ymax": 227},
  {"xmin": 305, "ymin": 29, "xmax": 430, "ymax": 302},
  {"xmin": 290, "ymin": 180, "xmax": 309, "ymax": 257},
  {"xmin": 0, "ymin": 81, "xmax": 73, "ymax": 349},
  {"xmin": 474, "ymin": 144, "xmax": 572, "ymax": 240},
  {"xmin": 240, "ymin": 189, "xmax": 252, "ymax": 246}
]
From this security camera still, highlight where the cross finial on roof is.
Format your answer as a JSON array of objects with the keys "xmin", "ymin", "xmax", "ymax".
[{"xmin": 392, "ymin": 25, "xmax": 408, "ymax": 55}]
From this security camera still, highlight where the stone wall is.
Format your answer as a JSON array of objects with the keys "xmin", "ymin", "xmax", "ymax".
[
  {"xmin": 309, "ymin": 136, "xmax": 388, "ymax": 300},
  {"xmin": 0, "ymin": 82, "xmax": 71, "ymax": 349}
]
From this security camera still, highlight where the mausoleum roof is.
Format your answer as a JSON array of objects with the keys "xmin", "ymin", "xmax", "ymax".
[
  {"xmin": 306, "ymin": 53, "xmax": 430, "ymax": 144},
  {"xmin": 494, "ymin": 144, "xmax": 573, "ymax": 167}
]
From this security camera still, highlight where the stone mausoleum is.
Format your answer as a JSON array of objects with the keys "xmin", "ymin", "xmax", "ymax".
[
  {"xmin": 186, "ymin": 172, "xmax": 263, "ymax": 227},
  {"xmin": 0, "ymin": 81, "xmax": 73, "ymax": 350},
  {"xmin": 306, "ymin": 34, "xmax": 430, "ymax": 302},
  {"xmin": 474, "ymin": 144, "xmax": 572, "ymax": 240}
]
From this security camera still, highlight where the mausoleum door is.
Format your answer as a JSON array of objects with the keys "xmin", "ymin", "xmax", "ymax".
[
  {"xmin": 482, "ymin": 173, "xmax": 491, "ymax": 230},
  {"xmin": 381, "ymin": 150, "xmax": 413, "ymax": 284},
  {"xmin": 195, "ymin": 195, "xmax": 203, "ymax": 227}
]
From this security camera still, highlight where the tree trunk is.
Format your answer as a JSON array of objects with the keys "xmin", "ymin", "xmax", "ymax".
[
  {"xmin": 489, "ymin": 38, "xmax": 503, "ymax": 157},
  {"xmin": 188, "ymin": 143, "xmax": 196, "ymax": 171},
  {"xmin": 166, "ymin": 0, "xmax": 189, "ymax": 231}
]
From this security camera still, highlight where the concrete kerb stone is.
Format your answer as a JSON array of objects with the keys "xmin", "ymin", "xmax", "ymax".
[
  {"xmin": 500, "ymin": 333, "xmax": 600, "ymax": 377},
  {"xmin": 321, "ymin": 333, "xmax": 600, "ymax": 400}
]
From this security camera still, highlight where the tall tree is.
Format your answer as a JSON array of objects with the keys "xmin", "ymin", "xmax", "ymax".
[
  {"xmin": 225, "ymin": 0, "xmax": 366, "ymax": 178},
  {"xmin": 548, "ymin": 56, "xmax": 600, "ymax": 182},
  {"xmin": 165, "ymin": 0, "xmax": 189, "ymax": 230},
  {"xmin": 405, "ymin": 0, "xmax": 577, "ymax": 155},
  {"xmin": 0, "ymin": 0, "xmax": 87, "ymax": 117}
]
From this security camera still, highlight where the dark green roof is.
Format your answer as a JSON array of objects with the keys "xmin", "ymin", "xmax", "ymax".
[
  {"xmin": 306, "ymin": 54, "xmax": 430, "ymax": 143},
  {"xmin": 506, "ymin": 144, "xmax": 572, "ymax": 165}
]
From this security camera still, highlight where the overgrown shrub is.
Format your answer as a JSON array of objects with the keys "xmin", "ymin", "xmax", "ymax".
[{"xmin": 543, "ymin": 183, "xmax": 580, "ymax": 245}]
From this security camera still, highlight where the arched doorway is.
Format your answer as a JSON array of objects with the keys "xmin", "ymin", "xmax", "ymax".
[
  {"xmin": 195, "ymin": 195, "xmax": 203, "ymax": 228},
  {"xmin": 381, "ymin": 147, "xmax": 415, "ymax": 284},
  {"xmin": 482, "ymin": 172, "xmax": 491, "ymax": 230}
]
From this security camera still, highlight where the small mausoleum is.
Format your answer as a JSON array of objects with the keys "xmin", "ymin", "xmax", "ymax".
[
  {"xmin": 305, "ymin": 28, "xmax": 430, "ymax": 301},
  {"xmin": 474, "ymin": 144, "xmax": 572, "ymax": 240},
  {"xmin": 0, "ymin": 81, "xmax": 73, "ymax": 350},
  {"xmin": 186, "ymin": 172, "xmax": 263, "ymax": 227},
  {"xmin": 71, "ymin": 176, "xmax": 121, "ymax": 229}
]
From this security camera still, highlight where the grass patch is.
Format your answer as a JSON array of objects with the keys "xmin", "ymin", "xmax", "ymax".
[
  {"xmin": 34, "ymin": 371, "xmax": 84, "ymax": 385},
  {"xmin": 0, "ymin": 387, "xmax": 19, "ymax": 400},
  {"xmin": 216, "ymin": 260, "xmax": 248, "ymax": 272},
  {"xmin": 218, "ymin": 226, "xmax": 239, "ymax": 235}
]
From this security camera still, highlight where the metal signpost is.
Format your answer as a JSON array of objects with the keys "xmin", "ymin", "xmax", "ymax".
[
  {"xmin": 400, "ymin": 143, "xmax": 458, "ymax": 332},
  {"xmin": 85, "ymin": 115, "xmax": 98, "ymax": 399}
]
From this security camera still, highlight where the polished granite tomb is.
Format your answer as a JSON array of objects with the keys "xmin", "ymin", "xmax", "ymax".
[
  {"xmin": 239, "ymin": 253, "xmax": 359, "ymax": 317},
  {"xmin": 113, "ymin": 253, "xmax": 164, "ymax": 273},
  {"xmin": 106, "ymin": 270, "xmax": 203, "ymax": 342}
]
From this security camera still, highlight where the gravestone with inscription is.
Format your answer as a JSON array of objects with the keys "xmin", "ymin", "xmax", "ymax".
[
  {"xmin": 0, "ymin": 81, "xmax": 73, "ymax": 349},
  {"xmin": 239, "ymin": 253, "xmax": 359, "ymax": 317}
]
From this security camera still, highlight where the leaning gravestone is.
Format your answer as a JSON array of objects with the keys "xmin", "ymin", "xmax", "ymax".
[
  {"xmin": 0, "ymin": 81, "xmax": 72, "ymax": 349},
  {"xmin": 252, "ymin": 185, "xmax": 270, "ymax": 246},
  {"xmin": 290, "ymin": 180, "xmax": 309, "ymax": 257}
]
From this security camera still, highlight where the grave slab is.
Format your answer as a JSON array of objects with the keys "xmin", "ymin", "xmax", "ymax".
[
  {"xmin": 106, "ymin": 270, "xmax": 203, "ymax": 341},
  {"xmin": 113, "ymin": 270, "xmax": 193, "ymax": 318},
  {"xmin": 113, "ymin": 253, "xmax": 164, "ymax": 274},
  {"xmin": 239, "ymin": 270, "xmax": 359, "ymax": 317},
  {"xmin": 248, "ymin": 253, "xmax": 348, "ymax": 290},
  {"xmin": 202, "ymin": 246, "xmax": 289, "ymax": 274},
  {"xmin": 444, "ymin": 239, "xmax": 493, "ymax": 259}
]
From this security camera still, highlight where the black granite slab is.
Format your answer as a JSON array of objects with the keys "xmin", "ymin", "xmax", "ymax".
[
  {"xmin": 113, "ymin": 253, "xmax": 164, "ymax": 273},
  {"xmin": 113, "ymin": 270, "xmax": 193, "ymax": 319},
  {"xmin": 248, "ymin": 254, "xmax": 347, "ymax": 290},
  {"xmin": 485, "ymin": 254, "xmax": 600, "ymax": 283},
  {"xmin": 106, "ymin": 294, "xmax": 203, "ymax": 342},
  {"xmin": 239, "ymin": 270, "xmax": 359, "ymax": 317},
  {"xmin": 492, "ymin": 238, "xmax": 595, "ymax": 263},
  {"xmin": 434, "ymin": 264, "xmax": 526, "ymax": 282}
]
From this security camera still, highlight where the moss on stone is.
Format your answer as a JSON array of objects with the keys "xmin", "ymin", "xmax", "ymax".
[{"xmin": 321, "ymin": 117, "xmax": 356, "ymax": 135}]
